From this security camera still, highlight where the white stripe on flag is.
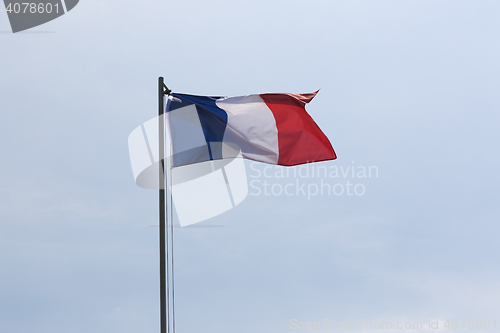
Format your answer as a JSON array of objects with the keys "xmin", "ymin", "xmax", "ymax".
[{"xmin": 216, "ymin": 95, "xmax": 279, "ymax": 165}]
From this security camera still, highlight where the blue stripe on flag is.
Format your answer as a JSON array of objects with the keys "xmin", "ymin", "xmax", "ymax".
[{"xmin": 170, "ymin": 93, "xmax": 228, "ymax": 160}]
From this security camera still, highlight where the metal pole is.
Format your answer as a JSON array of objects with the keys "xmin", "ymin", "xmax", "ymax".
[{"xmin": 158, "ymin": 77, "xmax": 167, "ymax": 333}]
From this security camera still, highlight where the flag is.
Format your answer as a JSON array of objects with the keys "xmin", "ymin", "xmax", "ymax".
[{"xmin": 167, "ymin": 91, "xmax": 336, "ymax": 168}]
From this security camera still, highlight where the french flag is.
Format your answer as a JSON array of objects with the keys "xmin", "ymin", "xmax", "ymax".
[{"xmin": 167, "ymin": 91, "xmax": 337, "ymax": 167}]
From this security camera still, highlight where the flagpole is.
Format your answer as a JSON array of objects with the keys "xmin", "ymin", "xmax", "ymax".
[{"xmin": 158, "ymin": 77, "xmax": 167, "ymax": 333}]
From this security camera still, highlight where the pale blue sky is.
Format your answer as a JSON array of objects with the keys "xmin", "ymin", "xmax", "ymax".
[{"xmin": 1, "ymin": 1, "xmax": 499, "ymax": 332}]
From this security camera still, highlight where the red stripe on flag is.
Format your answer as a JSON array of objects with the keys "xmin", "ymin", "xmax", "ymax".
[{"xmin": 260, "ymin": 92, "xmax": 336, "ymax": 166}]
